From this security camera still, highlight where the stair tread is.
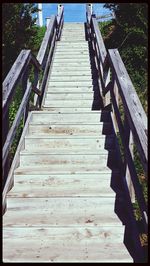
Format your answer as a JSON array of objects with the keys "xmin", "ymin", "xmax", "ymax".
[
  {"xmin": 3, "ymin": 226, "xmax": 132, "ymax": 262},
  {"xmin": 7, "ymin": 173, "xmax": 115, "ymax": 198},
  {"xmin": 3, "ymin": 197, "xmax": 121, "ymax": 227},
  {"xmin": 14, "ymin": 166, "xmax": 112, "ymax": 175}
]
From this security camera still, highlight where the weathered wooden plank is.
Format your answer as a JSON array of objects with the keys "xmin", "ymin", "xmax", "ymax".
[
  {"xmin": 7, "ymin": 173, "xmax": 114, "ymax": 197},
  {"xmin": 54, "ymin": 54, "xmax": 89, "ymax": 58},
  {"xmin": 42, "ymin": 107, "xmax": 95, "ymax": 112},
  {"xmin": 53, "ymin": 57, "xmax": 90, "ymax": 62},
  {"xmin": 30, "ymin": 112, "xmax": 101, "ymax": 123},
  {"xmin": 2, "ymin": 113, "xmax": 32, "ymax": 213},
  {"xmin": 3, "ymin": 81, "xmax": 32, "ymax": 169},
  {"xmin": 91, "ymin": 17, "xmax": 107, "ymax": 65},
  {"xmin": 108, "ymin": 49, "xmax": 147, "ymax": 173},
  {"xmin": 52, "ymin": 62, "xmax": 91, "ymax": 68},
  {"xmin": 86, "ymin": 3, "xmax": 92, "ymax": 25},
  {"xmin": 56, "ymin": 4, "xmax": 64, "ymax": 41},
  {"xmin": 14, "ymin": 164, "xmax": 111, "ymax": 175},
  {"xmin": 3, "ymin": 226, "xmax": 132, "ymax": 262},
  {"xmin": 37, "ymin": 15, "xmax": 56, "ymax": 67},
  {"xmin": 45, "ymin": 92, "xmax": 93, "ymax": 99},
  {"xmin": 46, "ymin": 86, "xmax": 93, "ymax": 92},
  {"xmin": 47, "ymin": 81, "xmax": 92, "ymax": 87},
  {"xmin": 3, "ymin": 197, "xmax": 121, "ymax": 227},
  {"xmin": 36, "ymin": 25, "xmax": 57, "ymax": 107},
  {"xmin": 57, "ymin": 5, "xmax": 64, "ymax": 26},
  {"xmin": 44, "ymin": 99, "xmax": 93, "ymax": 108},
  {"xmin": 3, "ymin": 50, "xmax": 31, "ymax": 117},
  {"xmin": 49, "ymin": 76, "xmax": 92, "ymax": 82},
  {"xmin": 31, "ymin": 54, "xmax": 41, "ymax": 70},
  {"xmin": 110, "ymin": 91, "xmax": 147, "ymax": 224},
  {"xmin": 24, "ymin": 136, "xmax": 112, "ymax": 151},
  {"xmin": 54, "ymin": 52, "xmax": 89, "ymax": 56},
  {"xmin": 56, "ymin": 42, "xmax": 88, "ymax": 46},
  {"xmin": 28, "ymin": 123, "xmax": 105, "ymax": 136},
  {"xmin": 19, "ymin": 153, "xmax": 108, "ymax": 166},
  {"xmin": 51, "ymin": 66, "xmax": 91, "ymax": 72}
]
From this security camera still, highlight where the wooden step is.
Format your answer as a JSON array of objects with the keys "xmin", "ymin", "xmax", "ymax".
[
  {"xmin": 28, "ymin": 123, "xmax": 106, "ymax": 135},
  {"xmin": 30, "ymin": 112, "xmax": 101, "ymax": 123},
  {"xmin": 14, "ymin": 165, "xmax": 111, "ymax": 175},
  {"xmin": 61, "ymin": 38, "xmax": 86, "ymax": 41},
  {"xmin": 19, "ymin": 152, "xmax": 108, "ymax": 166},
  {"xmin": 55, "ymin": 47, "xmax": 89, "ymax": 52},
  {"xmin": 54, "ymin": 54, "xmax": 89, "ymax": 59},
  {"xmin": 42, "ymin": 107, "xmax": 101, "ymax": 112},
  {"xmin": 45, "ymin": 92, "xmax": 94, "ymax": 101},
  {"xmin": 7, "ymin": 173, "xmax": 114, "ymax": 198},
  {"xmin": 3, "ymin": 226, "xmax": 132, "ymax": 262},
  {"xmin": 53, "ymin": 57, "xmax": 90, "ymax": 62},
  {"xmin": 49, "ymin": 76, "xmax": 92, "ymax": 82},
  {"xmin": 3, "ymin": 197, "xmax": 121, "ymax": 227},
  {"xmin": 56, "ymin": 43, "xmax": 88, "ymax": 47},
  {"xmin": 45, "ymin": 86, "xmax": 93, "ymax": 93},
  {"xmin": 50, "ymin": 71, "xmax": 91, "ymax": 76},
  {"xmin": 51, "ymin": 66, "xmax": 91, "ymax": 71},
  {"xmin": 52, "ymin": 62, "xmax": 91, "ymax": 67},
  {"xmin": 45, "ymin": 93, "xmax": 93, "ymax": 100},
  {"xmin": 24, "ymin": 137, "xmax": 107, "ymax": 151},
  {"xmin": 43, "ymin": 100, "xmax": 97, "ymax": 108}
]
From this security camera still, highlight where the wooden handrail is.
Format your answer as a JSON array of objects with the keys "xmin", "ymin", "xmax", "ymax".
[
  {"xmin": 3, "ymin": 50, "xmax": 31, "ymax": 117},
  {"xmin": 108, "ymin": 49, "xmax": 147, "ymax": 173},
  {"xmin": 3, "ymin": 81, "xmax": 32, "ymax": 168},
  {"xmin": 2, "ymin": 4, "xmax": 64, "ymax": 191},
  {"xmin": 2, "ymin": 51, "xmax": 41, "ymax": 171},
  {"xmin": 37, "ymin": 15, "xmax": 56, "ymax": 68},
  {"xmin": 57, "ymin": 4, "xmax": 64, "ymax": 26},
  {"xmin": 56, "ymin": 5, "xmax": 64, "ymax": 41},
  {"xmin": 91, "ymin": 17, "xmax": 107, "ymax": 65},
  {"xmin": 86, "ymin": 6, "xmax": 148, "ymax": 260},
  {"xmin": 86, "ymin": 3, "xmax": 92, "ymax": 25}
]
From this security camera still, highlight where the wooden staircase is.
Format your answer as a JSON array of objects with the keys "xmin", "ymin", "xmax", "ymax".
[{"xmin": 3, "ymin": 23, "xmax": 133, "ymax": 262}]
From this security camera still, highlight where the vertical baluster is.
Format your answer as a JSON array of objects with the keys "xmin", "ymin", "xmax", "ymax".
[
  {"xmin": 33, "ymin": 65, "xmax": 39, "ymax": 107},
  {"xmin": 22, "ymin": 68, "xmax": 29, "ymax": 124},
  {"xmin": 2, "ymin": 110, "xmax": 9, "ymax": 188},
  {"xmin": 112, "ymin": 79, "xmax": 119, "ymax": 132},
  {"xmin": 103, "ymin": 59, "xmax": 110, "ymax": 106},
  {"xmin": 124, "ymin": 114, "xmax": 135, "ymax": 203},
  {"xmin": 104, "ymin": 68, "xmax": 110, "ymax": 106}
]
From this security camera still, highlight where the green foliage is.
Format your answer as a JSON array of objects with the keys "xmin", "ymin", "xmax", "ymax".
[
  {"xmin": 100, "ymin": 3, "xmax": 148, "ymax": 113},
  {"xmin": 2, "ymin": 3, "xmax": 38, "ymax": 80},
  {"xmin": 31, "ymin": 26, "xmax": 46, "ymax": 56}
]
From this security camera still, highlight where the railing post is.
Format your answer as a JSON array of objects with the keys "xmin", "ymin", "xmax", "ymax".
[
  {"xmin": 86, "ymin": 3, "xmax": 93, "ymax": 24},
  {"xmin": 56, "ymin": 4, "xmax": 64, "ymax": 41},
  {"xmin": 46, "ymin": 17, "xmax": 51, "ymax": 28},
  {"xmin": 57, "ymin": 4, "xmax": 62, "ymax": 15},
  {"xmin": 124, "ymin": 115, "xmax": 135, "ymax": 203},
  {"xmin": 111, "ymin": 79, "xmax": 119, "ymax": 132},
  {"xmin": 22, "ymin": 68, "xmax": 29, "ymax": 123},
  {"xmin": 2, "ymin": 111, "xmax": 9, "ymax": 188}
]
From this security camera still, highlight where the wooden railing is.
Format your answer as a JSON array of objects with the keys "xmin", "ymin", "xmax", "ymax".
[
  {"xmin": 86, "ymin": 4, "xmax": 147, "ymax": 262},
  {"xmin": 2, "ymin": 5, "xmax": 64, "ymax": 193}
]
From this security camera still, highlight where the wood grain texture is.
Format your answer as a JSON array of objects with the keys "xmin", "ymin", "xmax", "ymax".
[
  {"xmin": 8, "ymin": 173, "xmax": 114, "ymax": 197},
  {"xmin": 3, "ymin": 23, "xmax": 133, "ymax": 263},
  {"xmin": 108, "ymin": 49, "xmax": 147, "ymax": 173},
  {"xmin": 3, "ymin": 227, "xmax": 132, "ymax": 262},
  {"xmin": 3, "ymin": 197, "xmax": 120, "ymax": 227},
  {"xmin": 37, "ymin": 16, "xmax": 56, "ymax": 67}
]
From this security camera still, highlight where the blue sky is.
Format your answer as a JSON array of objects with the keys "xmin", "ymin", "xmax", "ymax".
[{"xmin": 35, "ymin": 3, "xmax": 111, "ymax": 24}]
